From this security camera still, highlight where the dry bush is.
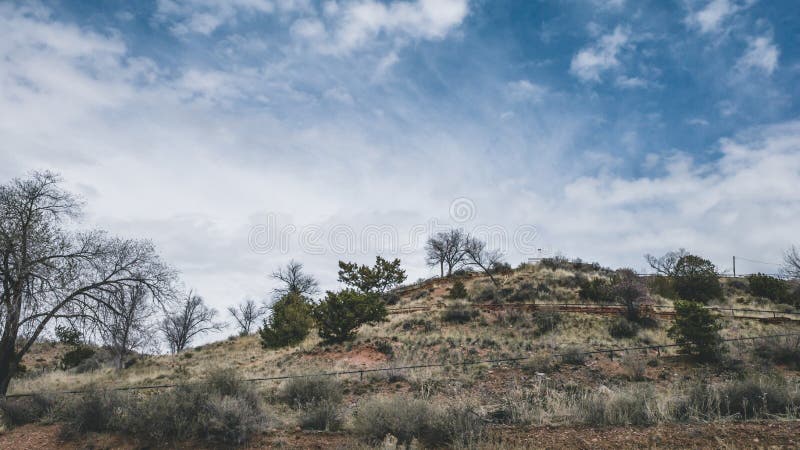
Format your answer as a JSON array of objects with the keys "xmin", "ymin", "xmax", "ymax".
[
  {"xmin": 0, "ymin": 394, "xmax": 53, "ymax": 427},
  {"xmin": 681, "ymin": 376, "xmax": 800, "ymax": 421},
  {"xmin": 752, "ymin": 336, "xmax": 800, "ymax": 370},
  {"xmin": 560, "ymin": 345, "xmax": 588, "ymax": 366},
  {"xmin": 279, "ymin": 377, "xmax": 344, "ymax": 431},
  {"xmin": 521, "ymin": 354, "xmax": 559, "ymax": 375},
  {"xmin": 533, "ymin": 311, "xmax": 562, "ymax": 335},
  {"xmin": 608, "ymin": 317, "xmax": 639, "ymax": 339},
  {"xmin": 441, "ymin": 302, "xmax": 479, "ymax": 324},
  {"xmin": 57, "ymin": 368, "xmax": 267, "ymax": 446},
  {"xmin": 278, "ymin": 376, "xmax": 343, "ymax": 407},
  {"xmin": 580, "ymin": 385, "xmax": 657, "ymax": 426},
  {"xmin": 621, "ymin": 353, "xmax": 647, "ymax": 381},
  {"xmin": 299, "ymin": 400, "xmax": 343, "ymax": 431},
  {"xmin": 352, "ymin": 395, "xmax": 485, "ymax": 448}
]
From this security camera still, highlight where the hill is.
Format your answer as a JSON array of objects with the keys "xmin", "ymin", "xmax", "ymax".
[{"xmin": 2, "ymin": 262, "xmax": 800, "ymax": 448}]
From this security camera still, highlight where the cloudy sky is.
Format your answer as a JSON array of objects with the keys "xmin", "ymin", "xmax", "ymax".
[{"xmin": 2, "ymin": 0, "xmax": 799, "ymax": 321}]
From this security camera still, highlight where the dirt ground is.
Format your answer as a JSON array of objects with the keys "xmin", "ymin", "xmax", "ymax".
[{"xmin": 2, "ymin": 421, "xmax": 798, "ymax": 449}]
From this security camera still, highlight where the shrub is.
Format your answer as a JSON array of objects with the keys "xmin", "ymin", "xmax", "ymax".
[
  {"xmin": 672, "ymin": 255, "xmax": 722, "ymax": 303},
  {"xmin": 533, "ymin": 310, "xmax": 562, "ymax": 335},
  {"xmin": 522, "ymin": 354, "xmax": 559, "ymax": 374},
  {"xmin": 374, "ymin": 339, "xmax": 394, "ymax": 357},
  {"xmin": 299, "ymin": 400, "xmax": 343, "ymax": 431},
  {"xmin": 747, "ymin": 273, "xmax": 788, "ymax": 303},
  {"xmin": 279, "ymin": 377, "xmax": 343, "ymax": 407},
  {"xmin": 353, "ymin": 396, "xmax": 484, "ymax": 448},
  {"xmin": 580, "ymin": 385, "xmax": 656, "ymax": 426},
  {"xmin": 59, "ymin": 389, "xmax": 124, "ymax": 437},
  {"xmin": 561, "ymin": 345, "xmax": 587, "ymax": 365},
  {"xmin": 668, "ymin": 300, "xmax": 725, "ymax": 362},
  {"xmin": 58, "ymin": 369, "xmax": 267, "ymax": 446},
  {"xmin": 685, "ymin": 376, "xmax": 799, "ymax": 420},
  {"xmin": 203, "ymin": 394, "xmax": 266, "ymax": 444},
  {"xmin": 382, "ymin": 292, "xmax": 401, "ymax": 305},
  {"xmin": 470, "ymin": 285, "xmax": 496, "ymax": 303},
  {"xmin": 441, "ymin": 302, "xmax": 478, "ymax": 324},
  {"xmin": 400, "ymin": 318, "xmax": 436, "ymax": 332},
  {"xmin": 312, "ymin": 289, "xmax": 388, "ymax": 343},
  {"xmin": 447, "ymin": 280, "xmax": 468, "ymax": 299},
  {"xmin": 578, "ymin": 277, "xmax": 614, "ymax": 303},
  {"xmin": 608, "ymin": 317, "xmax": 639, "ymax": 339},
  {"xmin": 611, "ymin": 269, "xmax": 649, "ymax": 321},
  {"xmin": 648, "ymin": 275, "xmax": 677, "ymax": 299},
  {"xmin": 752, "ymin": 336, "xmax": 800, "ymax": 370},
  {"xmin": 506, "ymin": 286, "xmax": 535, "ymax": 303},
  {"xmin": 60, "ymin": 347, "xmax": 96, "ymax": 370},
  {"xmin": 0, "ymin": 395, "xmax": 53, "ymax": 426},
  {"xmin": 259, "ymin": 292, "xmax": 313, "ymax": 349},
  {"xmin": 621, "ymin": 353, "xmax": 646, "ymax": 381}
]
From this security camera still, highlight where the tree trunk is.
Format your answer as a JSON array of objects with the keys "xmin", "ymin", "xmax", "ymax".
[
  {"xmin": 440, "ymin": 261, "xmax": 444, "ymax": 278},
  {"xmin": 0, "ymin": 335, "xmax": 19, "ymax": 395}
]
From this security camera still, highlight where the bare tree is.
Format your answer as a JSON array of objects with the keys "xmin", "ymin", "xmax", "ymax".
[
  {"xmin": 93, "ymin": 284, "xmax": 157, "ymax": 369},
  {"xmin": 644, "ymin": 248, "xmax": 689, "ymax": 276},
  {"xmin": 463, "ymin": 236, "xmax": 505, "ymax": 286},
  {"xmin": 425, "ymin": 229, "xmax": 468, "ymax": 277},
  {"xmin": 227, "ymin": 298, "xmax": 266, "ymax": 335},
  {"xmin": 271, "ymin": 260, "xmax": 319, "ymax": 297},
  {"xmin": 784, "ymin": 246, "xmax": 800, "ymax": 279},
  {"xmin": 0, "ymin": 172, "xmax": 176, "ymax": 394},
  {"xmin": 160, "ymin": 291, "xmax": 224, "ymax": 353}
]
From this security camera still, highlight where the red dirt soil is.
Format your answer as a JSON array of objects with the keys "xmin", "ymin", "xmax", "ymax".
[{"xmin": 3, "ymin": 421, "xmax": 798, "ymax": 449}]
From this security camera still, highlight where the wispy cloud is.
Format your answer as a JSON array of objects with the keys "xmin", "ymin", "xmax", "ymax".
[
  {"xmin": 507, "ymin": 80, "xmax": 547, "ymax": 102},
  {"xmin": 570, "ymin": 25, "xmax": 630, "ymax": 82},
  {"xmin": 736, "ymin": 35, "xmax": 779, "ymax": 74},
  {"xmin": 684, "ymin": 0, "xmax": 753, "ymax": 34}
]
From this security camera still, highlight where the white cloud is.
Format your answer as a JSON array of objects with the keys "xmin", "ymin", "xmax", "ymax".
[
  {"xmin": 528, "ymin": 121, "xmax": 800, "ymax": 273},
  {"xmin": 615, "ymin": 75, "xmax": 648, "ymax": 89},
  {"xmin": 3, "ymin": 2, "xmax": 798, "ymax": 342},
  {"xmin": 736, "ymin": 35, "xmax": 779, "ymax": 75},
  {"xmin": 570, "ymin": 26, "xmax": 630, "ymax": 82},
  {"xmin": 687, "ymin": 117, "xmax": 710, "ymax": 126},
  {"xmin": 156, "ymin": 0, "xmax": 277, "ymax": 35},
  {"xmin": 295, "ymin": 0, "xmax": 469, "ymax": 54},
  {"xmin": 507, "ymin": 80, "xmax": 547, "ymax": 102},
  {"xmin": 684, "ymin": 0, "xmax": 753, "ymax": 34}
]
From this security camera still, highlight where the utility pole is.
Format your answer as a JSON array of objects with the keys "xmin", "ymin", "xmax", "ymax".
[{"xmin": 733, "ymin": 256, "xmax": 736, "ymax": 277}]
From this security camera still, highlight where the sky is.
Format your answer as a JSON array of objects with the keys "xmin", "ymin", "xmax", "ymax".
[{"xmin": 2, "ymin": 0, "xmax": 799, "ymax": 331}]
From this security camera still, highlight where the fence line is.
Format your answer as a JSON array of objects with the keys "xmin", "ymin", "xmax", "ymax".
[
  {"xmin": 5, "ymin": 332, "xmax": 799, "ymax": 399},
  {"xmin": 388, "ymin": 302, "xmax": 800, "ymax": 322}
]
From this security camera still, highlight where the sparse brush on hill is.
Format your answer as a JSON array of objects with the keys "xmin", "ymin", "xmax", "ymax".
[
  {"xmin": 752, "ymin": 336, "xmax": 800, "ymax": 369},
  {"xmin": 683, "ymin": 375, "xmax": 800, "ymax": 421},
  {"xmin": 578, "ymin": 277, "xmax": 615, "ymax": 303},
  {"xmin": 447, "ymin": 280, "xmax": 468, "ymax": 299},
  {"xmin": 533, "ymin": 310, "xmax": 562, "ymax": 336},
  {"xmin": 353, "ymin": 395, "xmax": 485, "ymax": 448},
  {"xmin": 441, "ymin": 302, "xmax": 479, "ymax": 324},
  {"xmin": 0, "ymin": 394, "xmax": 53, "ymax": 427},
  {"xmin": 279, "ymin": 377, "xmax": 344, "ymax": 431},
  {"xmin": 608, "ymin": 317, "xmax": 639, "ymax": 339},
  {"xmin": 56, "ymin": 368, "xmax": 267, "ymax": 446}
]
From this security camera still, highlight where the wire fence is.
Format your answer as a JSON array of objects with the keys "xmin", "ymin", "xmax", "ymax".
[
  {"xmin": 5, "ymin": 332, "xmax": 800, "ymax": 399},
  {"xmin": 387, "ymin": 302, "xmax": 800, "ymax": 322}
]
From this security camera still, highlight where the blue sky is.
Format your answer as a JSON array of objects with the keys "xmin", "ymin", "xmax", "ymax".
[{"xmin": 1, "ymin": 0, "xmax": 799, "ymax": 321}]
